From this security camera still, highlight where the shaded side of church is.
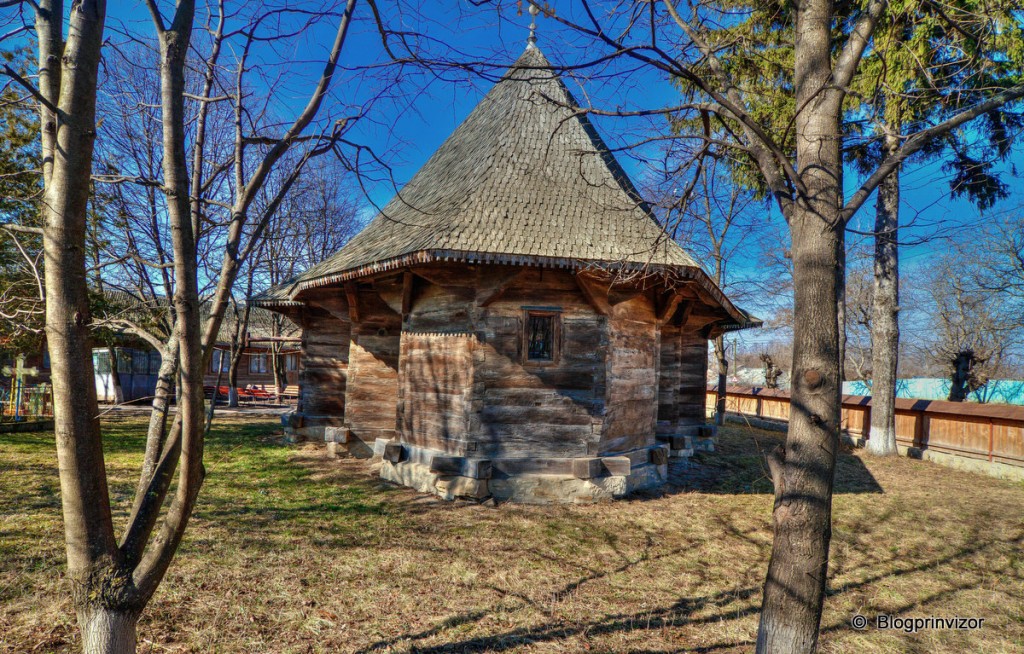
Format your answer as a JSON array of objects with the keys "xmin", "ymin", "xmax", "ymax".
[{"xmin": 254, "ymin": 44, "xmax": 758, "ymax": 503}]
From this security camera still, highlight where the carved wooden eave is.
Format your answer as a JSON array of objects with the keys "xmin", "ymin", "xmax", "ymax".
[
  {"xmin": 573, "ymin": 273, "xmax": 611, "ymax": 316},
  {"xmin": 344, "ymin": 282, "xmax": 360, "ymax": 323},
  {"xmin": 478, "ymin": 269, "xmax": 528, "ymax": 307}
]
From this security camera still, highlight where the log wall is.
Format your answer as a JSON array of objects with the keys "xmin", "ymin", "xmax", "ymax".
[
  {"xmin": 473, "ymin": 268, "xmax": 606, "ymax": 459},
  {"xmin": 600, "ymin": 295, "xmax": 659, "ymax": 454},
  {"xmin": 677, "ymin": 330, "xmax": 709, "ymax": 431},
  {"xmin": 286, "ymin": 263, "xmax": 718, "ymax": 462},
  {"xmin": 298, "ymin": 306, "xmax": 349, "ymax": 420},
  {"xmin": 343, "ymin": 288, "xmax": 401, "ymax": 447},
  {"xmin": 397, "ymin": 331, "xmax": 476, "ymax": 452}
]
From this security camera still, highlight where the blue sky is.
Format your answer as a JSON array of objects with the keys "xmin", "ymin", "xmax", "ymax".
[
  {"xmin": 48, "ymin": 1, "xmax": 1024, "ymax": 332},
  {"xmin": 101, "ymin": 1, "xmax": 1022, "ymax": 255}
]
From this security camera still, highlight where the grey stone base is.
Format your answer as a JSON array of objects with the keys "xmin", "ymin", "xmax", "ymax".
[
  {"xmin": 899, "ymin": 445, "xmax": 1024, "ymax": 482},
  {"xmin": 693, "ymin": 437, "xmax": 716, "ymax": 453},
  {"xmin": 376, "ymin": 448, "xmax": 669, "ymax": 504}
]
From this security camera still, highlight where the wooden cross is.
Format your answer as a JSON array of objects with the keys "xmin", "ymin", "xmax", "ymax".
[{"xmin": 2, "ymin": 354, "xmax": 39, "ymax": 384}]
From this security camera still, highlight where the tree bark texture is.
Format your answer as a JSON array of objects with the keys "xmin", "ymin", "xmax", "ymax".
[
  {"xmin": 714, "ymin": 335, "xmax": 727, "ymax": 425},
  {"xmin": 867, "ymin": 134, "xmax": 900, "ymax": 455},
  {"xmin": 755, "ymin": 0, "xmax": 842, "ymax": 651},
  {"xmin": 948, "ymin": 351, "xmax": 973, "ymax": 401},
  {"xmin": 35, "ymin": 0, "xmax": 141, "ymax": 649},
  {"xmin": 78, "ymin": 608, "xmax": 138, "ymax": 654},
  {"xmin": 108, "ymin": 348, "xmax": 124, "ymax": 404}
]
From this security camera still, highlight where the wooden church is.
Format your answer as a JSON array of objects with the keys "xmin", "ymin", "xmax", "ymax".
[{"xmin": 254, "ymin": 41, "xmax": 757, "ymax": 503}]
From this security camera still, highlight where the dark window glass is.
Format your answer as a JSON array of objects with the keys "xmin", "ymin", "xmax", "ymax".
[
  {"xmin": 149, "ymin": 351, "xmax": 162, "ymax": 375},
  {"xmin": 132, "ymin": 349, "xmax": 149, "ymax": 374},
  {"xmin": 117, "ymin": 349, "xmax": 132, "ymax": 374},
  {"xmin": 527, "ymin": 314, "xmax": 554, "ymax": 361}
]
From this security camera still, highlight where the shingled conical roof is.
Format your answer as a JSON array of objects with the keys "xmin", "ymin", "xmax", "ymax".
[{"xmin": 266, "ymin": 44, "xmax": 705, "ymax": 299}]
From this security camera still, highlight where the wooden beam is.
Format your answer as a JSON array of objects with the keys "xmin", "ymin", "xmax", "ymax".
[
  {"xmin": 344, "ymin": 281, "xmax": 360, "ymax": 323},
  {"xmin": 656, "ymin": 292, "xmax": 683, "ymax": 326},
  {"xmin": 573, "ymin": 273, "xmax": 611, "ymax": 315},
  {"xmin": 478, "ymin": 269, "xmax": 525, "ymax": 307},
  {"xmin": 401, "ymin": 271, "xmax": 414, "ymax": 316},
  {"xmin": 607, "ymin": 286, "xmax": 643, "ymax": 306},
  {"xmin": 675, "ymin": 300, "xmax": 694, "ymax": 327}
]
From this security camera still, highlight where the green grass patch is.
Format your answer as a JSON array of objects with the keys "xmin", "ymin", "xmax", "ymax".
[{"xmin": 2, "ymin": 418, "xmax": 1023, "ymax": 653}]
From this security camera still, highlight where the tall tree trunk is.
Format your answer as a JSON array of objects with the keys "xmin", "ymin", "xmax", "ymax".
[
  {"xmin": 108, "ymin": 348, "xmax": 124, "ymax": 404},
  {"xmin": 78, "ymin": 608, "xmax": 138, "ymax": 654},
  {"xmin": 836, "ymin": 223, "xmax": 847, "ymax": 383},
  {"xmin": 140, "ymin": 337, "xmax": 178, "ymax": 485},
  {"xmin": 272, "ymin": 346, "xmax": 287, "ymax": 395},
  {"xmin": 36, "ymin": 0, "xmax": 131, "ymax": 649},
  {"xmin": 867, "ymin": 133, "xmax": 900, "ymax": 455},
  {"xmin": 713, "ymin": 335, "xmax": 728, "ymax": 425},
  {"xmin": 227, "ymin": 353, "xmax": 240, "ymax": 407},
  {"xmin": 948, "ymin": 351, "xmax": 974, "ymax": 401},
  {"xmin": 756, "ymin": 1, "xmax": 842, "ymax": 650}
]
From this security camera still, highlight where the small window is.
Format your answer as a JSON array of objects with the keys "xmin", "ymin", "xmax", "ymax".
[
  {"xmin": 148, "ymin": 351, "xmax": 162, "ymax": 375},
  {"xmin": 93, "ymin": 350, "xmax": 111, "ymax": 374},
  {"xmin": 132, "ymin": 349, "xmax": 150, "ymax": 374},
  {"xmin": 524, "ymin": 310, "xmax": 559, "ymax": 363},
  {"xmin": 285, "ymin": 353, "xmax": 298, "ymax": 372},
  {"xmin": 116, "ymin": 349, "xmax": 132, "ymax": 374},
  {"xmin": 212, "ymin": 350, "xmax": 230, "ymax": 373},
  {"xmin": 249, "ymin": 353, "xmax": 268, "ymax": 374}
]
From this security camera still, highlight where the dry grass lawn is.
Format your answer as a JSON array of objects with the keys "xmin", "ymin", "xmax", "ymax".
[{"xmin": 2, "ymin": 417, "xmax": 1023, "ymax": 653}]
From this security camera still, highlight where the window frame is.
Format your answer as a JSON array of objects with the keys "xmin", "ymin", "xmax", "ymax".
[
  {"xmin": 211, "ymin": 350, "xmax": 231, "ymax": 373},
  {"xmin": 248, "ymin": 352, "xmax": 268, "ymax": 374},
  {"xmin": 522, "ymin": 308, "xmax": 561, "ymax": 366}
]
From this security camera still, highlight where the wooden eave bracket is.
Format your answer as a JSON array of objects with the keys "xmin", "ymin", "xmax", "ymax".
[
  {"xmin": 401, "ymin": 270, "xmax": 415, "ymax": 316},
  {"xmin": 573, "ymin": 273, "xmax": 611, "ymax": 316},
  {"xmin": 478, "ymin": 269, "xmax": 526, "ymax": 307},
  {"xmin": 344, "ymin": 281, "xmax": 360, "ymax": 323},
  {"xmin": 656, "ymin": 291, "xmax": 684, "ymax": 326}
]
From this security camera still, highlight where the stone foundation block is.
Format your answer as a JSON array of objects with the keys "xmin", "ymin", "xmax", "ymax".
[
  {"xmin": 693, "ymin": 438, "xmax": 715, "ymax": 453},
  {"xmin": 324, "ymin": 426, "xmax": 350, "ymax": 444},
  {"xmin": 436, "ymin": 476, "xmax": 490, "ymax": 500},
  {"xmin": 430, "ymin": 455, "xmax": 492, "ymax": 479},
  {"xmin": 657, "ymin": 434, "xmax": 693, "ymax": 451},
  {"xmin": 383, "ymin": 442, "xmax": 405, "ymax": 463},
  {"xmin": 600, "ymin": 456, "xmax": 631, "ymax": 476}
]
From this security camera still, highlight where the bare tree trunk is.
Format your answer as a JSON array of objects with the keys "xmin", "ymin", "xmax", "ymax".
[
  {"xmin": 227, "ymin": 356, "xmax": 240, "ymax": 407},
  {"xmin": 837, "ymin": 224, "xmax": 847, "ymax": 383},
  {"xmin": 713, "ymin": 335, "xmax": 728, "ymax": 425},
  {"xmin": 227, "ymin": 301, "xmax": 250, "ymax": 408},
  {"xmin": 756, "ymin": 1, "xmax": 842, "ymax": 650},
  {"xmin": 948, "ymin": 350, "xmax": 975, "ymax": 401},
  {"xmin": 34, "ymin": 0, "xmax": 134, "ymax": 649},
  {"xmin": 273, "ymin": 346, "xmax": 287, "ymax": 394},
  {"xmin": 140, "ymin": 336, "xmax": 178, "ymax": 485},
  {"xmin": 108, "ymin": 348, "xmax": 125, "ymax": 404},
  {"xmin": 78, "ymin": 608, "xmax": 138, "ymax": 654},
  {"xmin": 867, "ymin": 133, "xmax": 900, "ymax": 455}
]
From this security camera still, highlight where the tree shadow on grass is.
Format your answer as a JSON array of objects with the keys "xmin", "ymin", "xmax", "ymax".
[
  {"xmin": 355, "ymin": 527, "xmax": 1021, "ymax": 654},
  {"xmin": 638, "ymin": 424, "xmax": 884, "ymax": 498}
]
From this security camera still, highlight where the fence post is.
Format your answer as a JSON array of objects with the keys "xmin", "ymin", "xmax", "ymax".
[{"xmin": 989, "ymin": 419, "xmax": 995, "ymax": 463}]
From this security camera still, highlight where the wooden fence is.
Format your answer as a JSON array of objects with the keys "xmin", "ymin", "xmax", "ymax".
[{"xmin": 706, "ymin": 386, "xmax": 1024, "ymax": 471}]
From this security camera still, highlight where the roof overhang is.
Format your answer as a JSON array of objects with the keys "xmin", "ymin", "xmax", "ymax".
[{"xmin": 259, "ymin": 248, "xmax": 759, "ymax": 331}]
